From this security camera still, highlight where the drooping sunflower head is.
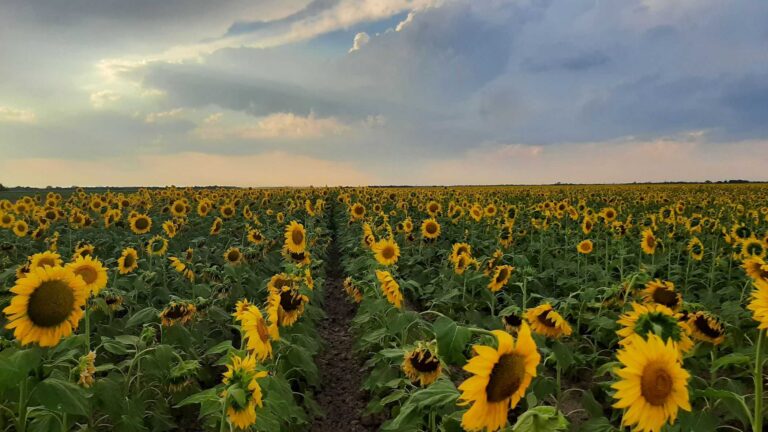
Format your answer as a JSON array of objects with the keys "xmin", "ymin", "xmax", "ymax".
[
  {"xmin": 66, "ymin": 255, "xmax": 108, "ymax": 297},
  {"xmin": 450, "ymin": 242, "xmax": 472, "ymax": 264},
  {"xmin": 577, "ymin": 239, "xmax": 594, "ymax": 254},
  {"xmin": 687, "ymin": 237, "xmax": 704, "ymax": 261},
  {"xmin": 501, "ymin": 311, "xmax": 523, "ymax": 335},
  {"xmin": 525, "ymin": 303, "xmax": 572, "ymax": 339},
  {"xmin": 160, "ymin": 302, "xmax": 197, "ymax": 327},
  {"xmin": 457, "ymin": 326, "xmax": 540, "ymax": 432},
  {"xmin": 642, "ymin": 279, "xmax": 682, "ymax": 311},
  {"xmin": 375, "ymin": 270, "xmax": 403, "ymax": 309},
  {"xmin": 373, "ymin": 237, "xmax": 400, "ymax": 266},
  {"xmin": 641, "ymin": 228, "xmax": 658, "ymax": 255},
  {"xmin": 29, "ymin": 251, "xmax": 63, "ymax": 271},
  {"xmin": 3, "ymin": 266, "xmax": 87, "ymax": 347},
  {"xmin": 268, "ymin": 285, "xmax": 308, "ymax": 327},
  {"xmin": 145, "ymin": 235, "xmax": 169, "ymax": 256},
  {"xmin": 73, "ymin": 242, "xmax": 95, "ymax": 259},
  {"xmin": 239, "ymin": 305, "xmax": 273, "ymax": 362},
  {"xmin": 284, "ymin": 220, "xmax": 307, "ymax": 254},
  {"xmin": 210, "ymin": 217, "xmax": 223, "ymax": 235},
  {"xmin": 421, "ymin": 218, "xmax": 441, "ymax": 240},
  {"xmin": 343, "ymin": 277, "xmax": 363, "ymax": 303},
  {"xmin": 687, "ymin": 311, "xmax": 725, "ymax": 345},
  {"xmin": 402, "ymin": 344, "xmax": 442, "ymax": 387},
  {"xmin": 224, "ymin": 247, "xmax": 243, "ymax": 266},
  {"xmin": 612, "ymin": 334, "xmax": 691, "ymax": 432},
  {"xmin": 616, "ymin": 302, "xmax": 693, "ymax": 353},
  {"xmin": 129, "ymin": 214, "xmax": 152, "ymax": 235},
  {"xmin": 221, "ymin": 354, "xmax": 267, "ymax": 430},
  {"xmin": 488, "ymin": 265, "xmax": 514, "ymax": 292},
  {"xmin": 117, "ymin": 247, "xmax": 139, "ymax": 274}
]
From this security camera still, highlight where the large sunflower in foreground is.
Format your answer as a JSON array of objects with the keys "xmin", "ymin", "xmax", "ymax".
[
  {"xmin": 747, "ymin": 279, "xmax": 768, "ymax": 330},
  {"xmin": 222, "ymin": 354, "xmax": 267, "ymax": 430},
  {"xmin": 612, "ymin": 334, "xmax": 691, "ymax": 432},
  {"xmin": 3, "ymin": 266, "xmax": 87, "ymax": 347},
  {"xmin": 525, "ymin": 303, "xmax": 572, "ymax": 339},
  {"xmin": 66, "ymin": 255, "xmax": 108, "ymax": 296},
  {"xmin": 458, "ymin": 325, "xmax": 540, "ymax": 432},
  {"xmin": 284, "ymin": 220, "xmax": 307, "ymax": 253},
  {"xmin": 373, "ymin": 237, "xmax": 400, "ymax": 266},
  {"xmin": 402, "ymin": 344, "xmax": 442, "ymax": 387},
  {"xmin": 117, "ymin": 247, "xmax": 139, "ymax": 274}
]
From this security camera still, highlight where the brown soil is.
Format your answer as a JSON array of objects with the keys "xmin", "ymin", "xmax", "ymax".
[{"xmin": 311, "ymin": 224, "xmax": 377, "ymax": 432}]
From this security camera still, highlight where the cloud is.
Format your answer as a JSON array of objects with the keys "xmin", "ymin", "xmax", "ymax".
[
  {"xmin": 145, "ymin": 108, "xmax": 185, "ymax": 123},
  {"xmin": 0, "ymin": 151, "xmax": 375, "ymax": 187},
  {"xmin": 349, "ymin": 32, "xmax": 370, "ymax": 52},
  {"xmin": 194, "ymin": 111, "xmax": 350, "ymax": 141},
  {"xmin": 0, "ymin": 106, "xmax": 36, "ymax": 123},
  {"xmin": 90, "ymin": 90, "xmax": 122, "ymax": 108}
]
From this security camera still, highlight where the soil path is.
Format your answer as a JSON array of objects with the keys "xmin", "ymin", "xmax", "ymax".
[{"xmin": 311, "ymin": 216, "xmax": 376, "ymax": 432}]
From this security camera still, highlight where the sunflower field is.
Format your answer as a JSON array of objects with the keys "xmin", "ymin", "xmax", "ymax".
[{"xmin": 1, "ymin": 184, "xmax": 768, "ymax": 432}]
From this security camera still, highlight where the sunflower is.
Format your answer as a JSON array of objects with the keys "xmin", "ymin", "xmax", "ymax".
[
  {"xmin": 222, "ymin": 354, "xmax": 267, "ymax": 430},
  {"xmin": 15, "ymin": 263, "xmax": 31, "ymax": 280},
  {"xmin": 73, "ymin": 242, "xmax": 95, "ymax": 259},
  {"xmin": 525, "ymin": 303, "xmax": 572, "ymax": 339},
  {"xmin": 687, "ymin": 237, "xmax": 704, "ymax": 261},
  {"xmin": 501, "ymin": 312, "xmax": 523, "ymax": 335},
  {"xmin": 129, "ymin": 214, "xmax": 152, "ymax": 235},
  {"xmin": 169, "ymin": 256, "xmax": 195, "ymax": 282},
  {"xmin": 343, "ymin": 277, "xmax": 363, "ymax": 303},
  {"xmin": 247, "ymin": 228, "xmax": 264, "ymax": 245},
  {"xmin": 266, "ymin": 285, "xmax": 308, "ymax": 328},
  {"xmin": 283, "ymin": 247, "xmax": 312, "ymax": 266},
  {"xmin": 0, "ymin": 212, "xmax": 14, "ymax": 228},
  {"xmin": 612, "ymin": 334, "xmax": 691, "ymax": 432},
  {"xmin": 687, "ymin": 311, "xmax": 725, "ymax": 345},
  {"xmin": 233, "ymin": 299, "xmax": 254, "ymax": 321},
  {"xmin": 224, "ymin": 247, "xmax": 243, "ymax": 266},
  {"xmin": 66, "ymin": 255, "xmax": 108, "ymax": 296},
  {"xmin": 581, "ymin": 217, "xmax": 594, "ymax": 235},
  {"xmin": 747, "ymin": 279, "xmax": 768, "ymax": 330},
  {"xmin": 487, "ymin": 265, "xmax": 514, "ymax": 292},
  {"xmin": 402, "ymin": 344, "xmax": 442, "ymax": 386},
  {"xmin": 350, "ymin": 203, "xmax": 366, "ymax": 221},
  {"xmin": 457, "ymin": 325, "xmax": 540, "ymax": 432},
  {"xmin": 454, "ymin": 254, "xmax": 478, "ymax": 275},
  {"xmin": 162, "ymin": 220, "xmax": 177, "ymax": 238},
  {"xmin": 641, "ymin": 279, "xmax": 682, "ymax": 311},
  {"xmin": 219, "ymin": 203, "xmax": 236, "ymax": 219},
  {"xmin": 577, "ymin": 240, "xmax": 593, "ymax": 255},
  {"xmin": 283, "ymin": 220, "xmax": 307, "ymax": 254},
  {"xmin": 146, "ymin": 235, "xmax": 169, "ymax": 256},
  {"xmin": 616, "ymin": 303, "xmax": 693, "ymax": 354},
  {"xmin": 740, "ymin": 237, "xmax": 766, "ymax": 259},
  {"xmin": 13, "ymin": 220, "xmax": 29, "ymax": 237},
  {"xmin": 376, "ymin": 270, "xmax": 403, "ymax": 309},
  {"xmin": 170, "ymin": 199, "xmax": 188, "ymax": 217},
  {"xmin": 373, "ymin": 237, "xmax": 400, "ymax": 266},
  {"xmin": 426, "ymin": 200, "xmax": 441, "ymax": 216},
  {"xmin": 304, "ymin": 269, "xmax": 314, "ymax": 290},
  {"xmin": 450, "ymin": 242, "xmax": 472, "ymax": 264},
  {"xmin": 160, "ymin": 302, "xmax": 197, "ymax": 327},
  {"xmin": 641, "ymin": 228, "xmax": 658, "ymax": 255},
  {"xmin": 3, "ymin": 266, "xmax": 87, "ymax": 347},
  {"xmin": 743, "ymin": 256, "xmax": 768, "ymax": 284},
  {"xmin": 210, "ymin": 217, "xmax": 223, "ymax": 235},
  {"xmin": 29, "ymin": 251, "xmax": 63, "ymax": 270},
  {"xmin": 421, "ymin": 218, "xmax": 441, "ymax": 240},
  {"xmin": 117, "ymin": 247, "xmax": 139, "ymax": 274},
  {"xmin": 238, "ymin": 305, "xmax": 273, "ymax": 361}
]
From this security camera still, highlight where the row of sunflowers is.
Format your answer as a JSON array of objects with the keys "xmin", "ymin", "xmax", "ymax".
[
  {"xmin": 0, "ymin": 187, "xmax": 332, "ymax": 431},
  {"xmin": 335, "ymin": 184, "xmax": 768, "ymax": 432}
]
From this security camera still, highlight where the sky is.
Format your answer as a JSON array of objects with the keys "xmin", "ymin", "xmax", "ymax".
[{"xmin": 1, "ymin": 0, "xmax": 767, "ymax": 187}]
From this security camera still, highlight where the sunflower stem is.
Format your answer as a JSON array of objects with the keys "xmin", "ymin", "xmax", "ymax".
[
  {"xmin": 84, "ymin": 301, "xmax": 91, "ymax": 352},
  {"xmin": 219, "ymin": 396, "xmax": 229, "ymax": 432},
  {"xmin": 753, "ymin": 329, "xmax": 765, "ymax": 432},
  {"xmin": 16, "ymin": 376, "xmax": 27, "ymax": 432},
  {"xmin": 555, "ymin": 362, "xmax": 562, "ymax": 411}
]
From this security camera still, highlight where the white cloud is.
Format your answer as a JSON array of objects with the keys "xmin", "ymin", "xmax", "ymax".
[
  {"xmin": 194, "ymin": 111, "xmax": 350, "ymax": 141},
  {"xmin": 349, "ymin": 32, "xmax": 370, "ymax": 52},
  {"xmin": 0, "ymin": 106, "xmax": 36, "ymax": 123},
  {"xmin": 0, "ymin": 152, "xmax": 375, "ymax": 187},
  {"xmin": 395, "ymin": 11, "xmax": 416, "ymax": 31},
  {"xmin": 145, "ymin": 108, "xmax": 185, "ymax": 123},
  {"xmin": 90, "ymin": 90, "xmax": 121, "ymax": 108}
]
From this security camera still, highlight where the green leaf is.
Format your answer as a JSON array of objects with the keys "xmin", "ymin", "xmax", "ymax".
[
  {"xmin": 32, "ymin": 377, "xmax": 90, "ymax": 416},
  {"xmin": 205, "ymin": 340, "xmax": 233, "ymax": 357},
  {"xmin": 551, "ymin": 341, "xmax": 574, "ymax": 370},
  {"xmin": 433, "ymin": 316, "xmax": 471, "ymax": 365},
  {"xmin": 125, "ymin": 307, "xmax": 158, "ymax": 327},
  {"xmin": 175, "ymin": 388, "xmax": 220, "ymax": 408},
  {"xmin": 0, "ymin": 348, "xmax": 41, "ymax": 391},
  {"xmin": 512, "ymin": 406, "xmax": 569, "ymax": 432}
]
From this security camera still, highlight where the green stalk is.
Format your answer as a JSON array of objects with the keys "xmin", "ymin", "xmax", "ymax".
[
  {"xmin": 84, "ymin": 301, "xmax": 91, "ymax": 352},
  {"xmin": 753, "ymin": 330, "xmax": 765, "ymax": 432},
  {"xmin": 16, "ymin": 376, "xmax": 27, "ymax": 432}
]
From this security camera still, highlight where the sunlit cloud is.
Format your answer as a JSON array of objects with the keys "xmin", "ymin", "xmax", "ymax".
[{"xmin": 0, "ymin": 106, "xmax": 36, "ymax": 124}]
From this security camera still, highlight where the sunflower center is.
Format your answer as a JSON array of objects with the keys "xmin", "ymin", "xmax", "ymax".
[
  {"xmin": 646, "ymin": 236, "xmax": 656, "ymax": 248},
  {"xmin": 426, "ymin": 223, "xmax": 437, "ymax": 234},
  {"xmin": 75, "ymin": 266, "xmax": 99, "ymax": 284},
  {"xmin": 27, "ymin": 280, "xmax": 75, "ymax": 327},
  {"xmin": 410, "ymin": 350, "xmax": 440, "ymax": 373},
  {"xmin": 165, "ymin": 305, "xmax": 188, "ymax": 319},
  {"xmin": 641, "ymin": 362, "xmax": 673, "ymax": 406},
  {"xmin": 503, "ymin": 314, "xmax": 522, "ymax": 327},
  {"xmin": 135, "ymin": 217, "xmax": 149, "ymax": 230},
  {"xmin": 486, "ymin": 353, "xmax": 526, "ymax": 403},
  {"xmin": 291, "ymin": 229, "xmax": 304, "ymax": 245},
  {"xmin": 38, "ymin": 257, "xmax": 57, "ymax": 268},
  {"xmin": 536, "ymin": 311, "xmax": 558, "ymax": 328},
  {"xmin": 652, "ymin": 288, "xmax": 679, "ymax": 308},
  {"xmin": 496, "ymin": 268, "xmax": 509, "ymax": 283},
  {"xmin": 228, "ymin": 251, "xmax": 240, "ymax": 262},
  {"xmin": 124, "ymin": 253, "xmax": 136, "ymax": 267},
  {"xmin": 382, "ymin": 246, "xmax": 395, "ymax": 259},
  {"xmin": 280, "ymin": 290, "xmax": 303, "ymax": 311}
]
